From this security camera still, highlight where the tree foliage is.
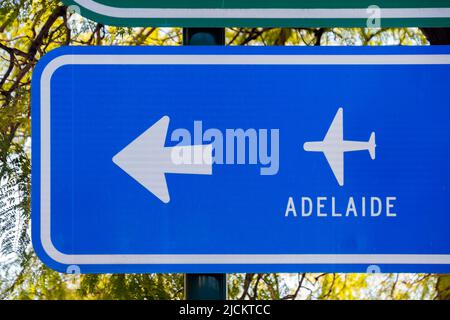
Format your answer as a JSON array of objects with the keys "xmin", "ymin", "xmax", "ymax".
[{"xmin": 0, "ymin": 0, "xmax": 449, "ymax": 300}]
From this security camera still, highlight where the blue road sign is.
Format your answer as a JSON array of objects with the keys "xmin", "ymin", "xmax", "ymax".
[{"xmin": 32, "ymin": 46, "xmax": 450, "ymax": 273}]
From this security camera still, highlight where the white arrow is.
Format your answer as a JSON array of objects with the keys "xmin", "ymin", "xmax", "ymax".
[{"xmin": 112, "ymin": 116, "xmax": 212, "ymax": 204}]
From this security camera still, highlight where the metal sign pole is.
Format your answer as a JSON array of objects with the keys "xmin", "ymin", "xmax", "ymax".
[
  {"xmin": 182, "ymin": 28, "xmax": 225, "ymax": 46},
  {"xmin": 183, "ymin": 27, "xmax": 226, "ymax": 300},
  {"xmin": 185, "ymin": 274, "xmax": 227, "ymax": 300}
]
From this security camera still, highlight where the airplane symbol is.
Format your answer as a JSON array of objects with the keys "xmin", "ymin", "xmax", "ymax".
[{"xmin": 303, "ymin": 108, "xmax": 376, "ymax": 186}]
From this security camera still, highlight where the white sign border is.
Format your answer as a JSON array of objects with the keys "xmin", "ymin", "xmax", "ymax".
[{"xmin": 40, "ymin": 53, "xmax": 450, "ymax": 266}]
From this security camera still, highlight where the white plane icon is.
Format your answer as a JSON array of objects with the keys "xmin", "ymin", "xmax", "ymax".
[{"xmin": 303, "ymin": 108, "xmax": 376, "ymax": 186}]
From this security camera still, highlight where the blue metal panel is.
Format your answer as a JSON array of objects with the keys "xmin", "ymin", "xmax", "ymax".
[{"xmin": 32, "ymin": 46, "xmax": 450, "ymax": 273}]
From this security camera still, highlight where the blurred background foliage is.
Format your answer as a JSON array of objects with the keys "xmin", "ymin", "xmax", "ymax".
[{"xmin": 1, "ymin": 0, "xmax": 450, "ymax": 300}]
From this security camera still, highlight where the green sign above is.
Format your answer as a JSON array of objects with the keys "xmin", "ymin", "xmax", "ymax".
[{"xmin": 64, "ymin": 0, "xmax": 450, "ymax": 27}]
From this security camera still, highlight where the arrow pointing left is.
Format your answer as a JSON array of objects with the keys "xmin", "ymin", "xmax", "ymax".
[{"xmin": 112, "ymin": 116, "xmax": 213, "ymax": 203}]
